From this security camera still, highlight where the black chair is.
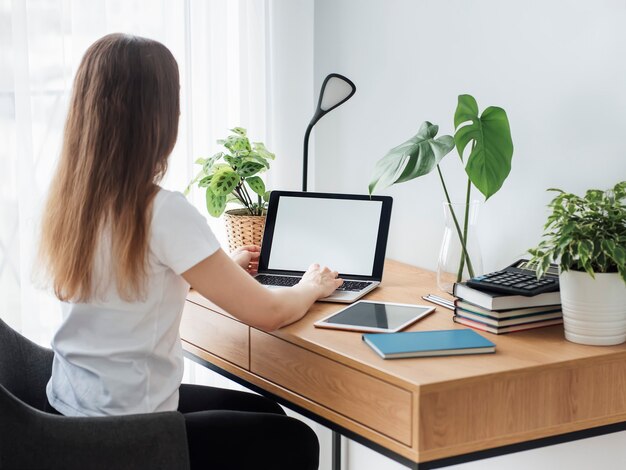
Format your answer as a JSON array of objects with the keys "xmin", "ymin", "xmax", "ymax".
[{"xmin": 0, "ymin": 317, "xmax": 190, "ymax": 470}]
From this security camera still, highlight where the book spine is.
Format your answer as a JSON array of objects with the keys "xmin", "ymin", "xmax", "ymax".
[
  {"xmin": 453, "ymin": 315, "xmax": 563, "ymax": 334},
  {"xmin": 456, "ymin": 302, "xmax": 562, "ymax": 319},
  {"xmin": 455, "ymin": 307, "xmax": 563, "ymax": 326},
  {"xmin": 453, "ymin": 316, "xmax": 498, "ymax": 334}
]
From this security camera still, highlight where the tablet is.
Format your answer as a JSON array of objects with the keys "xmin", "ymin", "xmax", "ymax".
[{"xmin": 314, "ymin": 301, "xmax": 435, "ymax": 333}]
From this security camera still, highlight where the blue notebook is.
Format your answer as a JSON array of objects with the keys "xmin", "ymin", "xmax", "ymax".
[{"xmin": 362, "ymin": 329, "xmax": 496, "ymax": 359}]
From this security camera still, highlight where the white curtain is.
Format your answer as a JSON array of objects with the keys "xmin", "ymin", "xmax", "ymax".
[{"xmin": 0, "ymin": 0, "xmax": 269, "ymax": 344}]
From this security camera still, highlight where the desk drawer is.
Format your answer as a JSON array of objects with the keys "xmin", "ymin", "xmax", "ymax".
[
  {"xmin": 181, "ymin": 300, "xmax": 250, "ymax": 369},
  {"xmin": 250, "ymin": 330, "xmax": 412, "ymax": 445}
]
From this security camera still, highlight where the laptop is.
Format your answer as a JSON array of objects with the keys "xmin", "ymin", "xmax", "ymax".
[{"xmin": 255, "ymin": 191, "xmax": 393, "ymax": 303}]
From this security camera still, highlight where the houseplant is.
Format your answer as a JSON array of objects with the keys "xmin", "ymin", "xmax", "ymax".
[
  {"xmin": 528, "ymin": 181, "xmax": 626, "ymax": 345},
  {"xmin": 368, "ymin": 94, "xmax": 514, "ymax": 291},
  {"xmin": 186, "ymin": 127, "xmax": 274, "ymax": 251}
]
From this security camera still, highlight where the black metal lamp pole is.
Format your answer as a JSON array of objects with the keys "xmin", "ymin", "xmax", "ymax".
[{"xmin": 302, "ymin": 73, "xmax": 356, "ymax": 192}]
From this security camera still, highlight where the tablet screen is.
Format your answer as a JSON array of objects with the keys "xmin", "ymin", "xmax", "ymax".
[{"xmin": 317, "ymin": 301, "xmax": 434, "ymax": 332}]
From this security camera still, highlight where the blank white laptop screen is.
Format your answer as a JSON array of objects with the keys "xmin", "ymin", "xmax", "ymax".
[{"xmin": 267, "ymin": 196, "xmax": 383, "ymax": 275}]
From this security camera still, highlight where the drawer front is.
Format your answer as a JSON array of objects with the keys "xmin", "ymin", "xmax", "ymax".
[
  {"xmin": 250, "ymin": 330, "xmax": 412, "ymax": 445},
  {"xmin": 181, "ymin": 300, "xmax": 250, "ymax": 369}
]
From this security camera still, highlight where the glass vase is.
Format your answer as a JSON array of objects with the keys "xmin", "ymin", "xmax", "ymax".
[{"xmin": 437, "ymin": 201, "xmax": 483, "ymax": 294}]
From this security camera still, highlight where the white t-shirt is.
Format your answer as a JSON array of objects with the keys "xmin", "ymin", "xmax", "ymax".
[{"xmin": 46, "ymin": 189, "xmax": 220, "ymax": 417}]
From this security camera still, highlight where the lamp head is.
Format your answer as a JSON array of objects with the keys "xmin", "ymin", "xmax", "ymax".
[
  {"xmin": 310, "ymin": 73, "xmax": 356, "ymax": 125},
  {"xmin": 302, "ymin": 73, "xmax": 356, "ymax": 191}
]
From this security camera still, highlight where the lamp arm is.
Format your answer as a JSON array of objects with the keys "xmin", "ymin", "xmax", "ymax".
[
  {"xmin": 302, "ymin": 122, "xmax": 314, "ymax": 192},
  {"xmin": 302, "ymin": 110, "xmax": 324, "ymax": 192}
]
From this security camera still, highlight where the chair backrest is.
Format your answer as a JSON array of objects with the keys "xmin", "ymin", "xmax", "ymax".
[
  {"xmin": 0, "ymin": 317, "xmax": 54, "ymax": 411},
  {"xmin": 0, "ymin": 382, "xmax": 191, "ymax": 470},
  {"xmin": 0, "ymin": 319, "xmax": 191, "ymax": 469}
]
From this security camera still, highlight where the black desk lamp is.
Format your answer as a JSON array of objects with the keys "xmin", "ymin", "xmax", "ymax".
[{"xmin": 302, "ymin": 73, "xmax": 356, "ymax": 191}]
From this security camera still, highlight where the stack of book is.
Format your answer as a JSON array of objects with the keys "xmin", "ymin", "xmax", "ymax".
[{"xmin": 452, "ymin": 282, "xmax": 562, "ymax": 334}]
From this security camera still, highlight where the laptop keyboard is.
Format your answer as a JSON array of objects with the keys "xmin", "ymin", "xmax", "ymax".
[
  {"xmin": 255, "ymin": 275, "xmax": 300, "ymax": 287},
  {"xmin": 255, "ymin": 275, "xmax": 373, "ymax": 292},
  {"xmin": 337, "ymin": 280, "xmax": 373, "ymax": 292}
]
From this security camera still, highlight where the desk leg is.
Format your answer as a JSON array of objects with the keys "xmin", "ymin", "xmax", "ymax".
[{"xmin": 332, "ymin": 430, "xmax": 341, "ymax": 470}]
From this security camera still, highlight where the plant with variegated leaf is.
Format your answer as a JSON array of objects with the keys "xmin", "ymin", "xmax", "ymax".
[
  {"xmin": 528, "ymin": 182, "xmax": 626, "ymax": 284},
  {"xmin": 185, "ymin": 127, "xmax": 274, "ymax": 217},
  {"xmin": 369, "ymin": 95, "xmax": 514, "ymax": 282}
]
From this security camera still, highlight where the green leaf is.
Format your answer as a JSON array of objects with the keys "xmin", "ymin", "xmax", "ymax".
[
  {"xmin": 612, "ymin": 244, "xmax": 626, "ymax": 266},
  {"xmin": 578, "ymin": 239, "xmax": 592, "ymax": 260},
  {"xmin": 245, "ymin": 153, "xmax": 271, "ymax": 169},
  {"xmin": 237, "ymin": 161, "xmax": 265, "ymax": 178},
  {"xmin": 211, "ymin": 163, "xmax": 230, "ymax": 173},
  {"xmin": 263, "ymin": 191, "xmax": 271, "ymax": 202},
  {"xmin": 454, "ymin": 94, "xmax": 480, "ymax": 130},
  {"xmin": 203, "ymin": 152, "xmax": 223, "ymax": 173},
  {"xmin": 253, "ymin": 142, "xmax": 276, "ymax": 160},
  {"xmin": 561, "ymin": 250, "xmax": 572, "ymax": 269},
  {"xmin": 198, "ymin": 175, "xmax": 212, "ymax": 188},
  {"xmin": 246, "ymin": 176, "xmax": 266, "ymax": 196},
  {"xmin": 205, "ymin": 188, "xmax": 227, "ymax": 217},
  {"xmin": 220, "ymin": 134, "xmax": 251, "ymax": 153},
  {"xmin": 368, "ymin": 121, "xmax": 455, "ymax": 194},
  {"xmin": 231, "ymin": 127, "xmax": 247, "ymax": 136},
  {"xmin": 210, "ymin": 168, "xmax": 239, "ymax": 196},
  {"xmin": 454, "ymin": 95, "xmax": 514, "ymax": 200},
  {"xmin": 223, "ymin": 154, "xmax": 238, "ymax": 168},
  {"xmin": 195, "ymin": 158, "xmax": 206, "ymax": 165},
  {"xmin": 539, "ymin": 254, "xmax": 552, "ymax": 278}
]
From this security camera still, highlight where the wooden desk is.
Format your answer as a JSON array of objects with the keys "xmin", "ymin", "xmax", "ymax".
[{"xmin": 181, "ymin": 260, "xmax": 626, "ymax": 469}]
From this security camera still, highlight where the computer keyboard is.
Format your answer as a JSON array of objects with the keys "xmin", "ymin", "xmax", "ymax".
[{"xmin": 255, "ymin": 275, "xmax": 372, "ymax": 292}]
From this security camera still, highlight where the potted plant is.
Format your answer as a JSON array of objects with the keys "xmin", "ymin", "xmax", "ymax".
[
  {"xmin": 186, "ymin": 127, "xmax": 274, "ymax": 251},
  {"xmin": 528, "ymin": 181, "xmax": 626, "ymax": 345},
  {"xmin": 368, "ymin": 94, "xmax": 514, "ymax": 292}
]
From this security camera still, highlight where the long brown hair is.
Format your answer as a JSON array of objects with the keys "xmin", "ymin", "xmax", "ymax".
[{"xmin": 39, "ymin": 33, "xmax": 180, "ymax": 302}]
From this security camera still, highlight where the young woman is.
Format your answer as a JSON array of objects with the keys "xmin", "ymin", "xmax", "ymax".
[{"xmin": 39, "ymin": 33, "xmax": 342, "ymax": 470}]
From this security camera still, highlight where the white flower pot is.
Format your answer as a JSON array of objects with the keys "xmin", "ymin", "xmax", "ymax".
[{"xmin": 560, "ymin": 270, "xmax": 626, "ymax": 346}]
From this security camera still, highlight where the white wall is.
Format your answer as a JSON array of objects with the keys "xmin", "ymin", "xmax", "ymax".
[
  {"xmin": 266, "ymin": 0, "xmax": 316, "ymax": 191},
  {"xmin": 313, "ymin": 0, "xmax": 626, "ymax": 273},
  {"xmin": 307, "ymin": 1, "xmax": 626, "ymax": 469}
]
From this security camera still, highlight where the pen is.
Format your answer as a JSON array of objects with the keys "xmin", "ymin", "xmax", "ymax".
[{"xmin": 422, "ymin": 294, "xmax": 455, "ymax": 311}]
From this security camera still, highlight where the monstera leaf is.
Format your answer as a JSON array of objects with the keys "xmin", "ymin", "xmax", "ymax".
[
  {"xmin": 369, "ymin": 121, "xmax": 455, "ymax": 194},
  {"xmin": 454, "ymin": 94, "xmax": 513, "ymax": 199}
]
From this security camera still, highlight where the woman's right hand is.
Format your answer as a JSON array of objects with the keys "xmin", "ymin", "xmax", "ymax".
[
  {"xmin": 299, "ymin": 263, "xmax": 343, "ymax": 298},
  {"xmin": 184, "ymin": 251, "xmax": 345, "ymax": 331}
]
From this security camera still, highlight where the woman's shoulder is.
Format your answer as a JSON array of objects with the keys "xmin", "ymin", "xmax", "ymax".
[
  {"xmin": 151, "ymin": 187, "xmax": 210, "ymax": 231},
  {"xmin": 150, "ymin": 187, "xmax": 220, "ymax": 274},
  {"xmin": 153, "ymin": 188, "xmax": 194, "ymax": 219},
  {"xmin": 154, "ymin": 187, "xmax": 186, "ymax": 206}
]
